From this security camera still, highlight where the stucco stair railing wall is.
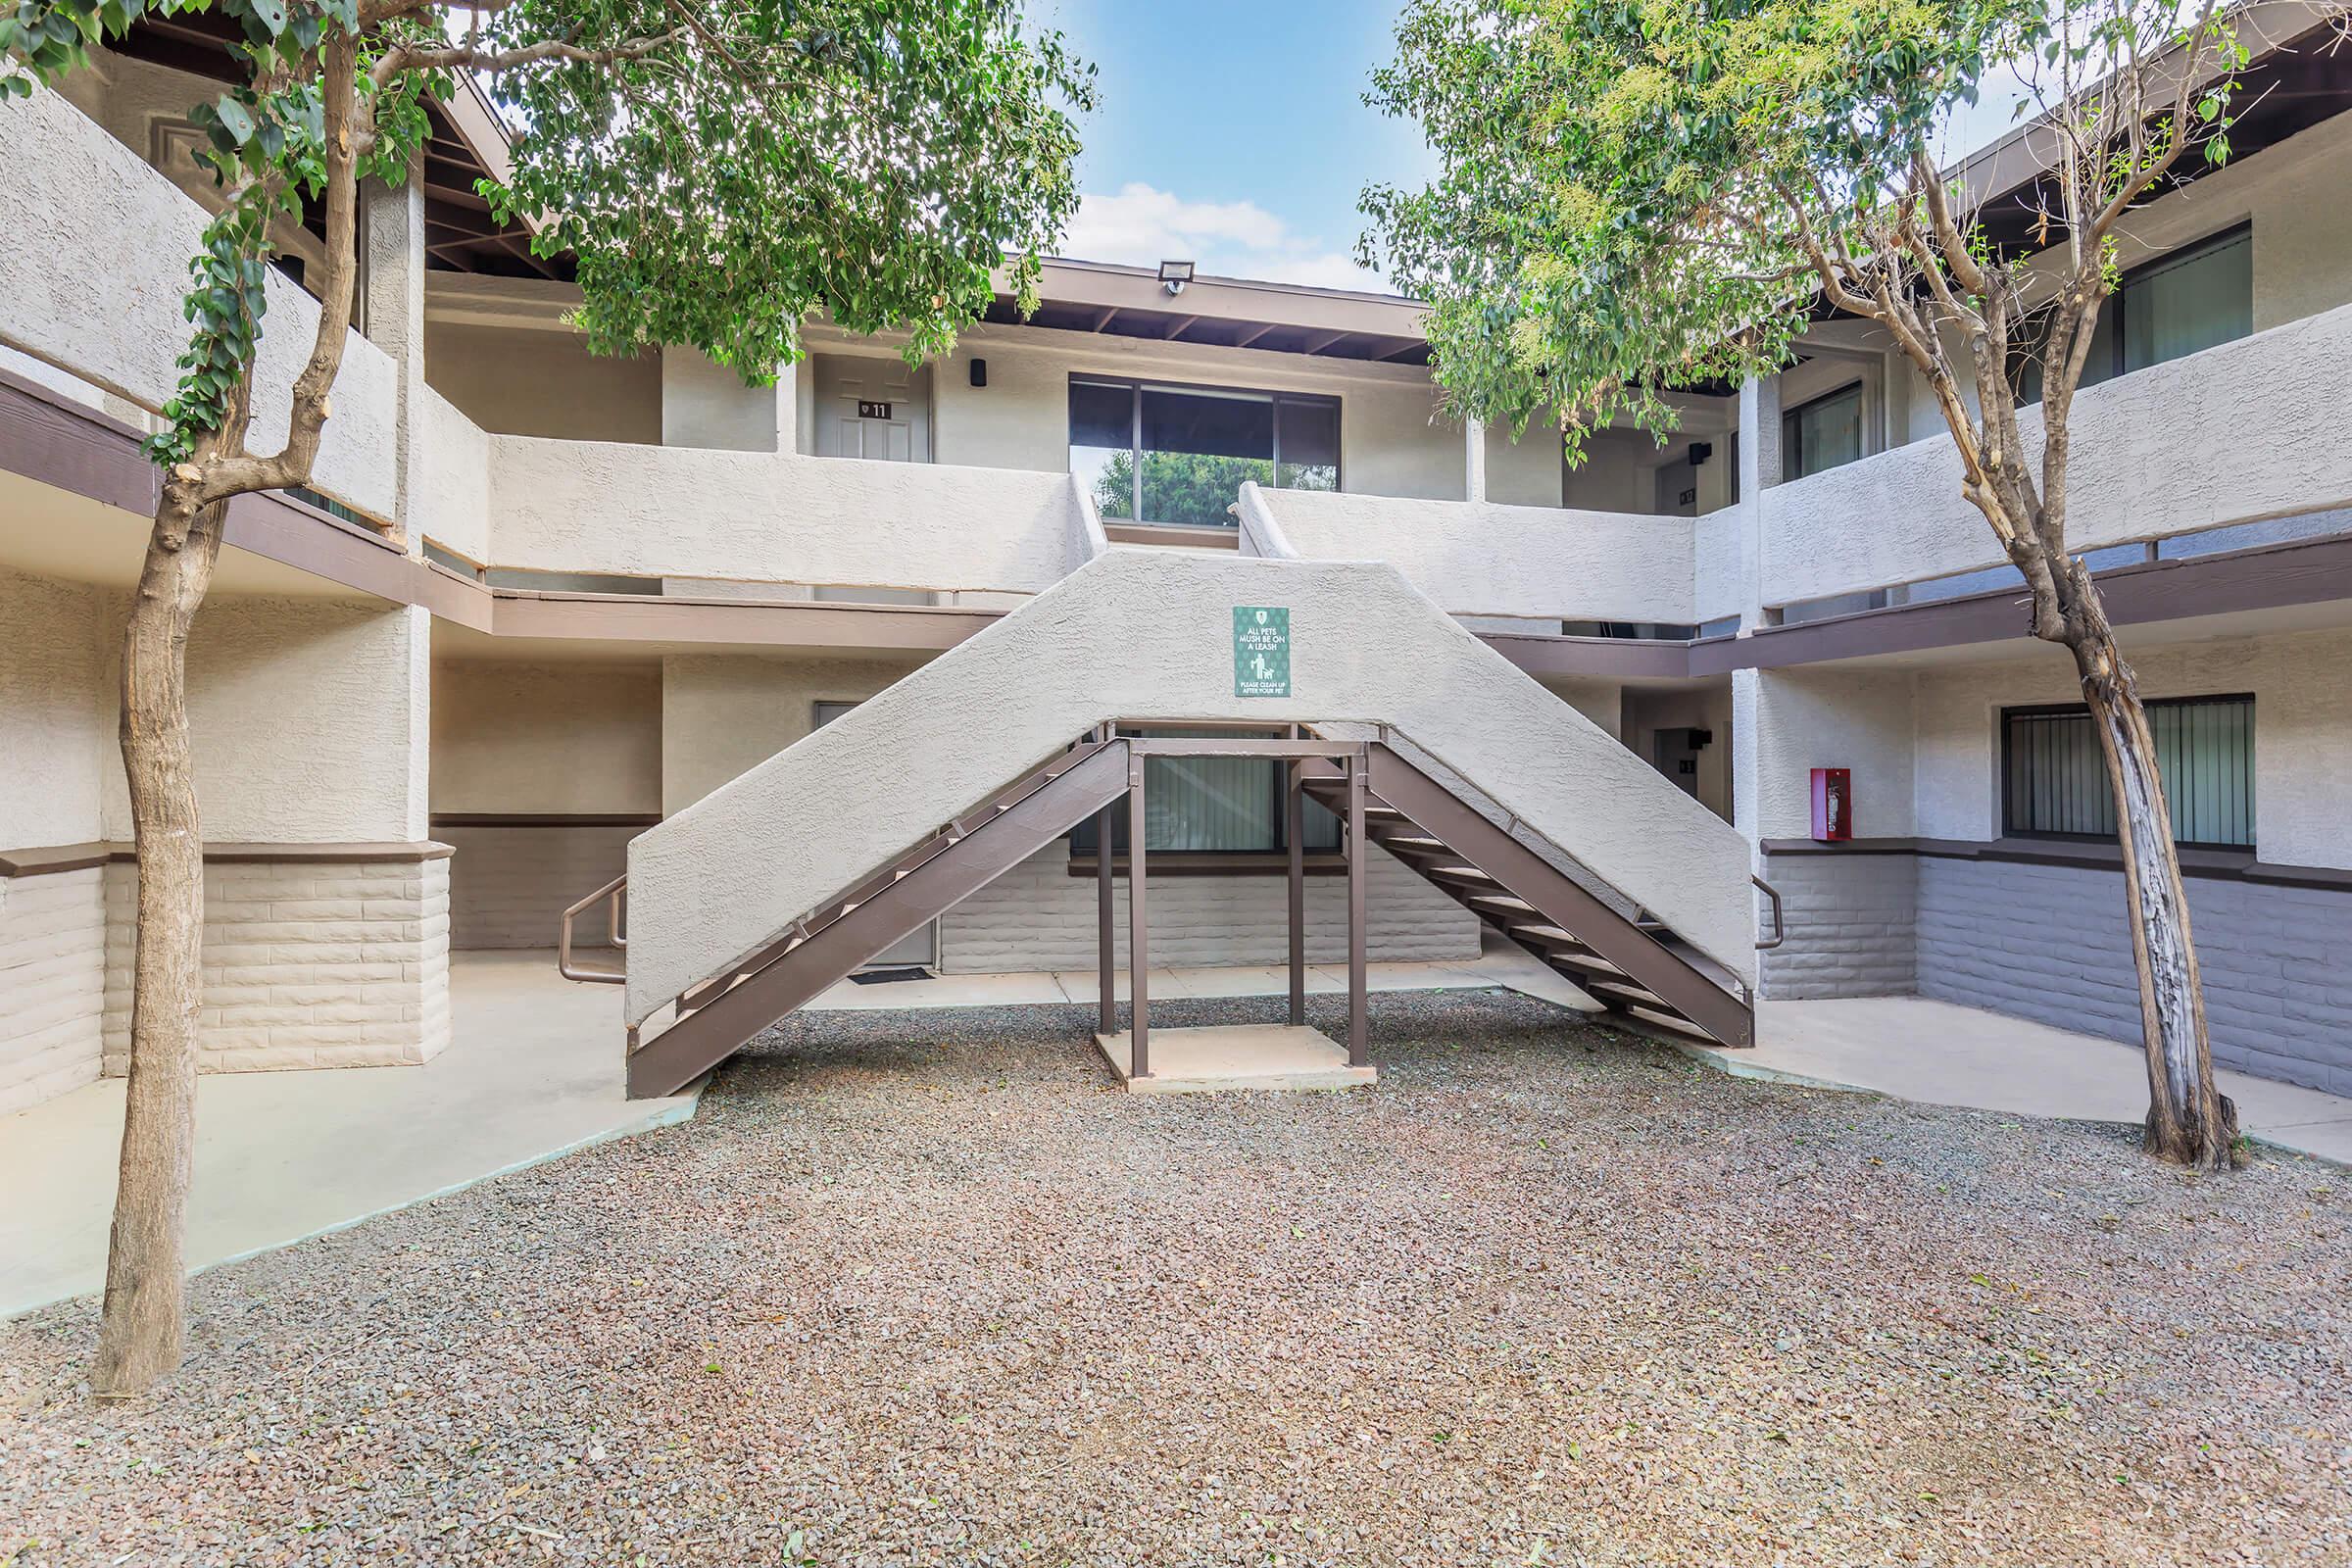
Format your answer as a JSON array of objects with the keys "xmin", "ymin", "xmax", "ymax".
[
  {"xmin": 623, "ymin": 549, "xmax": 1757, "ymax": 1025},
  {"xmin": 1759, "ymin": 298, "xmax": 2352, "ymax": 609},
  {"xmin": 0, "ymin": 89, "xmax": 399, "ymax": 523},
  {"xmin": 1239, "ymin": 480, "xmax": 1705, "ymax": 627}
]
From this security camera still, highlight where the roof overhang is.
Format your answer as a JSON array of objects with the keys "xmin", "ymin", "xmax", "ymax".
[{"xmin": 984, "ymin": 258, "xmax": 1434, "ymax": 365}]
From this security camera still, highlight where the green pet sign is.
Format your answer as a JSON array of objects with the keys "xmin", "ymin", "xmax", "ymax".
[{"xmin": 1233, "ymin": 606, "xmax": 1291, "ymax": 697}]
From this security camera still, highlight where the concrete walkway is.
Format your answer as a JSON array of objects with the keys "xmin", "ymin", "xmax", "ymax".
[
  {"xmin": 3, "ymin": 946, "xmax": 1582, "ymax": 1316},
  {"xmin": 1705, "ymin": 996, "xmax": 2352, "ymax": 1164},
  {"xmin": 1, "ymin": 952, "xmax": 697, "ymax": 1317},
  {"xmin": 15, "ymin": 945, "xmax": 2342, "ymax": 1315}
]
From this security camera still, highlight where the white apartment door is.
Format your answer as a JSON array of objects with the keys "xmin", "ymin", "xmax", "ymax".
[
  {"xmin": 813, "ymin": 357, "xmax": 931, "ymax": 463},
  {"xmin": 812, "ymin": 701, "xmax": 937, "ymax": 967}
]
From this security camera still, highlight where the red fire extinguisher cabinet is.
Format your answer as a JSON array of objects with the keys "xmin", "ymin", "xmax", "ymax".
[{"xmin": 1810, "ymin": 767, "xmax": 1851, "ymax": 842}]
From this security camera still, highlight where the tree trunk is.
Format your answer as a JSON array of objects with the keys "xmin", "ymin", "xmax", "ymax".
[
  {"xmin": 90, "ymin": 484, "xmax": 229, "ymax": 1398},
  {"xmin": 2065, "ymin": 612, "xmax": 2240, "ymax": 1170}
]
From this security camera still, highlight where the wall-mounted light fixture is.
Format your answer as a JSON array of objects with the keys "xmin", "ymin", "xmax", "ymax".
[
  {"xmin": 1689, "ymin": 441, "xmax": 1713, "ymax": 466},
  {"xmin": 1157, "ymin": 259, "xmax": 1196, "ymax": 296},
  {"xmin": 969, "ymin": 358, "xmax": 988, "ymax": 389}
]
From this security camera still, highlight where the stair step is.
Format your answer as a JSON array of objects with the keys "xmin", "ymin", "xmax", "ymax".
[
  {"xmin": 1466, "ymin": 893, "xmax": 1541, "ymax": 918},
  {"xmin": 1589, "ymin": 979, "xmax": 1680, "ymax": 1013},
  {"xmin": 1614, "ymin": 1004, "xmax": 1718, "ymax": 1042},
  {"xmin": 1382, "ymin": 835, "xmax": 1448, "ymax": 856},
  {"xmin": 1427, "ymin": 864, "xmax": 1500, "ymax": 887},
  {"xmin": 1538, "ymin": 948, "xmax": 1625, "ymax": 979}
]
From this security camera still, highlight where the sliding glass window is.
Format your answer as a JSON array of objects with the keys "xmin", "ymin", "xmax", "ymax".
[
  {"xmin": 2009, "ymin": 224, "xmax": 2252, "ymax": 404},
  {"xmin": 1782, "ymin": 383, "xmax": 1865, "ymax": 481},
  {"xmin": 1070, "ymin": 378, "xmax": 1341, "ymax": 528}
]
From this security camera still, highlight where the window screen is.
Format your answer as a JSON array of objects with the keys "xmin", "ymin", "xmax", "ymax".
[{"xmin": 2002, "ymin": 694, "xmax": 2253, "ymax": 848}]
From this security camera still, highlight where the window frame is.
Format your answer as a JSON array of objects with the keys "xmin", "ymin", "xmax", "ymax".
[
  {"xmin": 1999, "ymin": 692, "xmax": 2256, "ymax": 851},
  {"xmin": 1068, "ymin": 374, "xmax": 1344, "ymax": 528},
  {"xmin": 1780, "ymin": 380, "xmax": 1866, "ymax": 482}
]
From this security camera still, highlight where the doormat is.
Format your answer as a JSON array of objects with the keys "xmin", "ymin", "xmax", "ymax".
[{"xmin": 849, "ymin": 966, "xmax": 933, "ymax": 985}]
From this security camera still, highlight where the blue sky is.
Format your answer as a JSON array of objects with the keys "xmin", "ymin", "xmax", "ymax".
[{"xmin": 1023, "ymin": 0, "xmax": 1433, "ymax": 292}]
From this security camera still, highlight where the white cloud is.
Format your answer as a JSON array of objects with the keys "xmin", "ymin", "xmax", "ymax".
[{"xmin": 1057, "ymin": 181, "xmax": 1389, "ymax": 293}]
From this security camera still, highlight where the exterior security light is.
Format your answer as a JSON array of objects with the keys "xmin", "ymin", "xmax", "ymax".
[{"xmin": 1158, "ymin": 259, "xmax": 1196, "ymax": 295}]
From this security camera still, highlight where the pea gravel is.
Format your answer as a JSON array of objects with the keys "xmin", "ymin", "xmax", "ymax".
[{"xmin": 5, "ymin": 989, "xmax": 2350, "ymax": 1567}]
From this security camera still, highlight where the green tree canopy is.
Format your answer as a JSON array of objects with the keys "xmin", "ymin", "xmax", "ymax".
[{"xmin": 1360, "ymin": 0, "xmax": 2240, "ymax": 448}]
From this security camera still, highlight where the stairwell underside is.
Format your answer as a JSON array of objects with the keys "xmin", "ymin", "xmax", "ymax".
[{"xmin": 619, "ymin": 730, "xmax": 1753, "ymax": 1100}]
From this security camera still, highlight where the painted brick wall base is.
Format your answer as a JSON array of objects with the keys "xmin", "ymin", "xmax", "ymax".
[
  {"xmin": 1917, "ymin": 857, "xmax": 2352, "ymax": 1097},
  {"xmin": 99, "ymin": 856, "xmax": 452, "ymax": 1076},
  {"xmin": 1759, "ymin": 850, "xmax": 1918, "ymax": 1000},
  {"xmin": 0, "ymin": 867, "xmax": 107, "ymax": 1115},
  {"xmin": 940, "ymin": 842, "xmax": 1481, "ymax": 973},
  {"xmin": 439, "ymin": 823, "xmax": 635, "ymax": 950}
]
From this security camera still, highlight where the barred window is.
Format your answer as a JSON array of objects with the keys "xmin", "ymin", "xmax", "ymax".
[{"xmin": 2001, "ymin": 695, "xmax": 2254, "ymax": 849}]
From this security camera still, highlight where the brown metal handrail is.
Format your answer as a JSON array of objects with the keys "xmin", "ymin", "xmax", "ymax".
[
  {"xmin": 1752, "ymin": 875, "xmax": 1786, "ymax": 951},
  {"xmin": 559, "ymin": 873, "xmax": 627, "ymax": 984}
]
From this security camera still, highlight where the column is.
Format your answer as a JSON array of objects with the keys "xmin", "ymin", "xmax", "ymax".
[
  {"xmin": 1464, "ymin": 415, "xmax": 1489, "ymax": 504},
  {"xmin": 1346, "ymin": 759, "xmax": 1368, "ymax": 1066},
  {"xmin": 1735, "ymin": 371, "xmax": 1784, "ymax": 632},
  {"xmin": 1126, "ymin": 751, "xmax": 1150, "ymax": 1078},
  {"xmin": 360, "ymin": 156, "xmax": 426, "ymax": 544}
]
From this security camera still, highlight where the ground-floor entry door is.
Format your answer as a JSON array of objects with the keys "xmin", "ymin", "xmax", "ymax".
[{"xmin": 813, "ymin": 700, "xmax": 937, "ymax": 968}]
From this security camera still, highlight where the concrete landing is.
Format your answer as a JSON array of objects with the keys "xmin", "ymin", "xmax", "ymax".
[{"xmin": 1093, "ymin": 1024, "xmax": 1377, "ymax": 1094}]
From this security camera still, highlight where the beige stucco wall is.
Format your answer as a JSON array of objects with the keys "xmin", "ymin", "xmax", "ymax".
[
  {"xmin": 1248, "ymin": 484, "xmax": 1698, "ymax": 624},
  {"xmin": 488, "ymin": 440, "xmax": 1089, "ymax": 593},
  {"xmin": 1736, "ymin": 666, "xmax": 1920, "ymax": 845},
  {"xmin": 424, "ymin": 319, "xmax": 661, "ymax": 444},
  {"xmin": 431, "ymin": 661, "xmax": 662, "ymax": 815},
  {"xmin": 414, "ymin": 386, "xmax": 493, "ymax": 566},
  {"xmin": 1910, "ymin": 628, "xmax": 2352, "ymax": 869},
  {"xmin": 660, "ymin": 652, "xmax": 928, "ymax": 814},
  {"xmin": 0, "ymin": 567, "xmax": 112, "ymax": 850},
  {"xmin": 93, "ymin": 597, "xmax": 431, "ymax": 844},
  {"xmin": 0, "ymin": 88, "xmax": 398, "ymax": 522}
]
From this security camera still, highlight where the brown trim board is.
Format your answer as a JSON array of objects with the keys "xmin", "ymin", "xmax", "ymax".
[
  {"xmin": 2, "ymin": 840, "xmax": 454, "ymax": 878},
  {"xmin": 12, "ymin": 365, "xmax": 2352, "ymax": 673},
  {"xmin": 1759, "ymin": 834, "xmax": 2352, "ymax": 893},
  {"xmin": 431, "ymin": 812, "xmax": 661, "ymax": 828}
]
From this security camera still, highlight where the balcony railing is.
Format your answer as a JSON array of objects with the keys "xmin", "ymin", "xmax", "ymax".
[{"xmin": 1757, "ymin": 299, "xmax": 2352, "ymax": 611}]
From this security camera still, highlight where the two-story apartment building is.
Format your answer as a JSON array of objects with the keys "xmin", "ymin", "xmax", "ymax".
[{"xmin": 4, "ymin": 3, "xmax": 2349, "ymax": 1112}]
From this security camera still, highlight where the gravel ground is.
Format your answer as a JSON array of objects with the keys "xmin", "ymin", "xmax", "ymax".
[{"xmin": 5, "ymin": 989, "xmax": 2350, "ymax": 1567}]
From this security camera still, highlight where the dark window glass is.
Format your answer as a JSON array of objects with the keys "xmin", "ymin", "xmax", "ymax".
[
  {"xmin": 1070, "ymin": 380, "xmax": 1136, "ymax": 519},
  {"xmin": 1069, "ymin": 379, "xmax": 1340, "ymax": 528},
  {"xmin": 2002, "ymin": 695, "xmax": 2253, "ymax": 848},
  {"xmin": 1139, "ymin": 388, "xmax": 1275, "ymax": 526},
  {"xmin": 1070, "ymin": 728, "xmax": 1342, "ymax": 856},
  {"xmin": 1276, "ymin": 397, "xmax": 1341, "ymax": 491},
  {"xmin": 1782, "ymin": 383, "xmax": 1863, "ymax": 480}
]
